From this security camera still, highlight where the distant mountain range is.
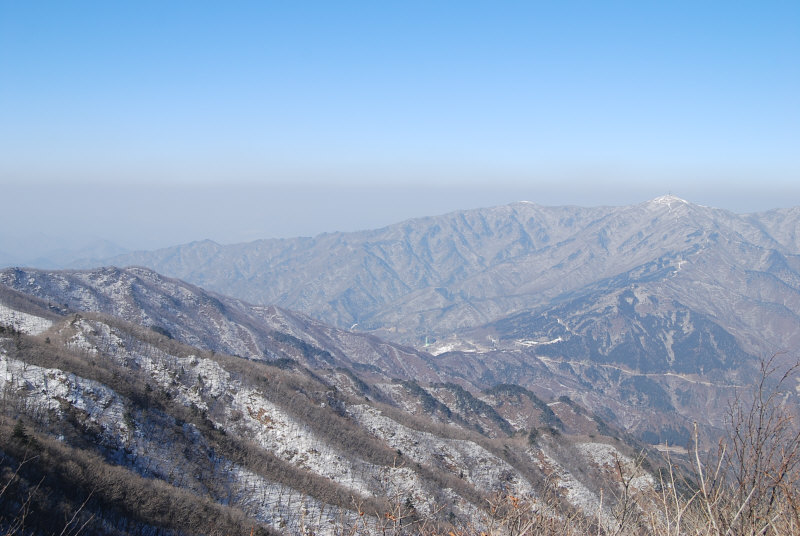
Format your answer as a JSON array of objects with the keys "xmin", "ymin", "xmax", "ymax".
[
  {"xmin": 81, "ymin": 196, "xmax": 800, "ymax": 358},
  {"xmin": 62, "ymin": 195, "xmax": 800, "ymax": 441}
]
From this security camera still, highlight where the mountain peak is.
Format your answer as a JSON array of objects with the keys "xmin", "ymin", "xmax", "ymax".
[{"xmin": 649, "ymin": 194, "xmax": 689, "ymax": 206}]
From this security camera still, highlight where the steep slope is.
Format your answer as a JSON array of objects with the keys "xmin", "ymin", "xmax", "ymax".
[
  {"xmin": 0, "ymin": 266, "xmax": 444, "ymax": 383},
  {"xmin": 0, "ymin": 282, "xmax": 659, "ymax": 535}
]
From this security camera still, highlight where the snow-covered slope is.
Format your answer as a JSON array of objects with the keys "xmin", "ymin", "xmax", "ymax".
[
  {"xmin": 0, "ymin": 303, "xmax": 52, "ymax": 335},
  {"xmin": 0, "ymin": 279, "xmax": 660, "ymax": 534}
]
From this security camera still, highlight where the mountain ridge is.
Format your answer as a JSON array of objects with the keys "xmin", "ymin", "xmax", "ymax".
[{"xmin": 76, "ymin": 198, "xmax": 800, "ymax": 355}]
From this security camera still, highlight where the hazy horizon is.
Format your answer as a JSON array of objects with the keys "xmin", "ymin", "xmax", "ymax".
[
  {"xmin": 2, "ymin": 2, "xmax": 798, "ymax": 263},
  {"xmin": 2, "ymin": 182, "xmax": 798, "ymax": 267}
]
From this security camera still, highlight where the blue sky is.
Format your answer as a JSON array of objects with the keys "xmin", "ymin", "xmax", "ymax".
[{"xmin": 1, "ymin": 1, "xmax": 799, "ymax": 259}]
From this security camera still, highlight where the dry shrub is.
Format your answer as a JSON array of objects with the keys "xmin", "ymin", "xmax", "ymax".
[{"xmin": 647, "ymin": 355, "xmax": 800, "ymax": 536}]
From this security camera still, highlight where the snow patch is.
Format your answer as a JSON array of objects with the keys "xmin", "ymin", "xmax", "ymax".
[
  {"xmin": 650, "ymin": 194, "xmax": 688, "ymax": 206},
  {"xmin": 536, "ymin": 447, "xmax": 607, "ymax": 524},
  {"xmin": 349, "ymin": 404, "xmax": 537, "ymax": 503},
  {"xmin": 0, "ymin": 304, "xmax": 53, "ymax": 335},
  {"xmin": 516, "ymin": 337, "xmax": 563, "ymax": 347},
  {"xmin": 0, "ymin": 353, "xmax": 129, "ymax": 437},
  {"xmin": 576, "ymin": 442, "xmax": 654, "ymax": 492}
]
